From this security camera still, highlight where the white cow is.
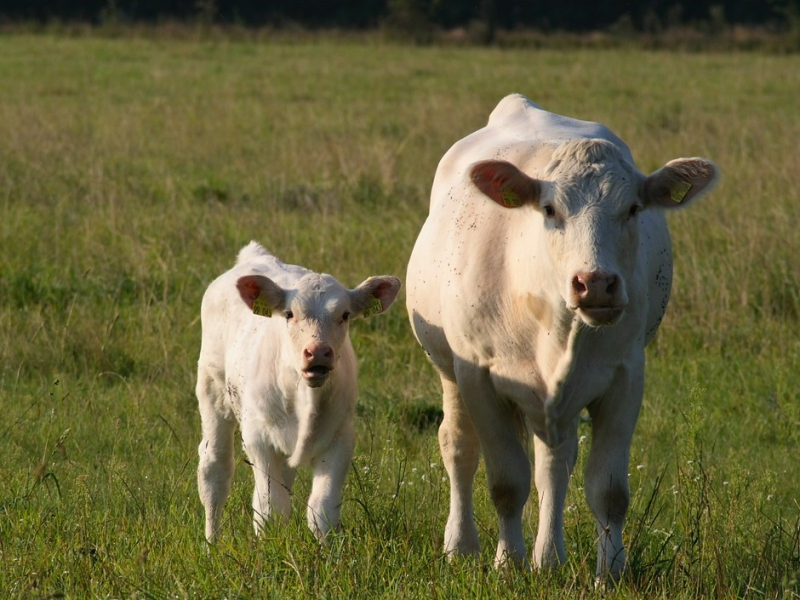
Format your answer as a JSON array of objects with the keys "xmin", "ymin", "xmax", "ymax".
[
  {"xmin": 406, "ymin": 94, "xmax": 719, "ymax": 581},
  {"xmin": 197, "ymin": 241, "xmax": 400, "ymax": 542}
]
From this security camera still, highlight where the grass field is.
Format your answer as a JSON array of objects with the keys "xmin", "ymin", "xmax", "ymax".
[{"xmin": 1, "ymin": 33, "xmax": 799, "ymax": 599}]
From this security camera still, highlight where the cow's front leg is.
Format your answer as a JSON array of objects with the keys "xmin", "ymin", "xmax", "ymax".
[
  {"xmin": 532, "ymin": 419, "xmax": 578, "ymax": 569},
  {"xmin": 585, "ymin": 366, "xmax": 644, "ymax": 583},
  {"xmin": 306, "ymin": 420, "xmax": 355, "ymax": 539},
  {"xmin": 438, "ymin": 376, "xmax": 481, "ymax": 557},
  {"xmin": 242, "ymin": 425, "xmax": 296, "ymax": 536},
  {"xmin": 456, "ymin": 363, "xmax": 531, "ymax": 568}
]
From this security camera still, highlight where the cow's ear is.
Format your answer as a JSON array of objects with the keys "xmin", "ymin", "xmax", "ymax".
[
  {"xmin": 470, "ymin": 160, "xmax": 541, "ymax": 209},
  {"xmin": 351, "ymin": 276, "xmax": 401, "ymax": 319},
  {"xmin": 236, "ymin": 275, "xmax": 286, "ymax": 317},
  {"xmin": 642, "ymin": 158, "xmax": 719, "ymax": 209}
]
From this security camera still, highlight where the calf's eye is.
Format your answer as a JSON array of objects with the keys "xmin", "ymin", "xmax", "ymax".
[
  {"xmin": 543, "ymin": 205, "xmax": 556, "ymax": 217},
  {"xmin": 342, "ymin": 311, "xmax": 351, "ymax": 322},
  {"xmin": 284, "ymin": 310, "xmax": 294, "ymax": 321},
  {"xmin": 628, "ymin": 205, "xmax": 641, "ymax": 218}
]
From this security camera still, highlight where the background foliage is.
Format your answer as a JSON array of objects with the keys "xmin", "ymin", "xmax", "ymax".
[
  {"xmin": 0, "ymin": 33, "xmax": 798, "ymax": 599},
  {"xmin": 0, "ymin": 0, "xmax": 798, "ymax": 35}
]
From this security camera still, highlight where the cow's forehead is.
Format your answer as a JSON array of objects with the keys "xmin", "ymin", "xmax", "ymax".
[
  {"xmin": 291, "ymin": 273, "xmax": 350, "ymax": 316},
  {"xmin": 545, "ymin": 139, "xmax": 639, "ymax": 211}
]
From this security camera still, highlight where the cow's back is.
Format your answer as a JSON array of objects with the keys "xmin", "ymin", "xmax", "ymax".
[{"xmin": 430, "ymin": 95, "xmax": 633, "ymax": 209}]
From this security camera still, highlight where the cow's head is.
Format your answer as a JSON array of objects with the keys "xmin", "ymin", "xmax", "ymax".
[
  {"xmin": 236, "ymin": 272, "xmax": 401, "ymax": 387},
  {"xmin": 470, "ymin": 139, "xmax": 719, "ymax": 327}
]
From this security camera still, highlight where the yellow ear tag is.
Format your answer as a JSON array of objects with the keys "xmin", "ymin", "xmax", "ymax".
[
  {"xmin": 362, "ymin": 297, "xmax": 383, "ymax": 318},
  {"xmin": 501, "ymin": 188, "xmax": 521, "ymax": 207},
  {"xmin": 670, "ymin": 180, "xmax": 692, "ymax": 204},
  {"xmin": 252, "ymin": 296, "xmax": 272, "ymax": 318}
]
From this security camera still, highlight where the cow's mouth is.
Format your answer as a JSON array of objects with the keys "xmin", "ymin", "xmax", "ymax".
[
  {"xmin": 577, "ymin": 306, "xmax": 624, "ymax": 326},
  {"xmin": 302, "ymin": 365, "xmax": 332, "ymax": 386}
]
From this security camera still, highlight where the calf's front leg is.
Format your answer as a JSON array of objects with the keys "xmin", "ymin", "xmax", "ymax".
[
  {"xmin": 242, "ymin": 425, "xmax": 297, "ymax": 536},
  {"xmin": 306, "ymin": 421, "xmax": 356, "ymax": 539}
]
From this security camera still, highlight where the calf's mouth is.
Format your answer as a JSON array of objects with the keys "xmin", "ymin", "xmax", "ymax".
[{"xmin": 302, "ymin": 365, "xmax": 332, "ymax": 387}]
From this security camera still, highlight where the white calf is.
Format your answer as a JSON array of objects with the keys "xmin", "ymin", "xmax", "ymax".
[{"xmin": 197, "ymin": 241, "xmax": 400, "ymax": 542}]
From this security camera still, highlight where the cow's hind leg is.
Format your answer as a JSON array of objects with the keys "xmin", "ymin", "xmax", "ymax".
[
  {"xmin": 455, "ymin": 364, "xmax": 531, "ymax": 568},
  {"xmin": 439, "ymin": 376, "xmax": 481, "ymax": 557},
  {"xmin": 532, "ymin": 419, "xmax": 578, "ymax": 569},
  {"xmin": 197, "ymin": 371, "xmax": 237, "ymax": 543}
]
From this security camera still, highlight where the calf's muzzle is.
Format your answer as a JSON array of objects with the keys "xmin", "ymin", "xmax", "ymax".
[{"xmin": 301, "ymin": 341, "xmax": 335, "ymax": 387}]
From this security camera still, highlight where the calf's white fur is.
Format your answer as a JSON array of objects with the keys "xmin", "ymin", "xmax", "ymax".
[{"xmin": 196, "ymin": 241, "xmax": 400, "ymax": 542}]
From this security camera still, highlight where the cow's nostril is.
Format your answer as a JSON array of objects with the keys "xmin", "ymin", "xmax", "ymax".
[
  {"xmin": 606, "ymin": 275, "xmax": 619, "ymax": 296},
  {"xmin": 572, "ymin": 275, "xmax": 588, "ymax": 297}
]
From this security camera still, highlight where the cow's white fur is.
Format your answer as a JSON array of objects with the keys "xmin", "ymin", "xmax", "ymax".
[
  {"xmin": 406, "ymin": 95, "xmax": 719, "ymax": 581},
  {"xmin": 197, "ymin": 241, "xmax": 400, "ymax": 542}
]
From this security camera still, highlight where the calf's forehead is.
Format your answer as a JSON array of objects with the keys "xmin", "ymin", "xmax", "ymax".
[{"xmin": 291, "ymin": 273, "xmax": 351, "ymax": 317}]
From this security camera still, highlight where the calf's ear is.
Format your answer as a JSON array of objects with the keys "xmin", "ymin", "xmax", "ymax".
[
  {"xmin": 352, "ymin": 276, "xmax": 401, "ymax": 318},
  {"xmin": 643, "ymin": 158, "xmax": 720, "ymax": 209},
  {"xmin": 236, "ymin": 275, "xmax": 286, "ymax": 317},
  {"xmin": 470, "ymin": 160, "xmax": 541, "ymax": 209}
]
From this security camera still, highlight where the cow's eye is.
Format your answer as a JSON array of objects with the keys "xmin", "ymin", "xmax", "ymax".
[
  {"xmin": 628, "ymin": 204, "xmax": 642, "ymax": 219},
  {"xmin": 543, "ymin": 205, "xmax": 556, "ymax": 218},
  {"xmin": 342, "ymin": 311, "xmax": 351, "ymax": 322},
  {"xmin": 284, "ymin": 310, "xmax": 294, "ymax": 321}
]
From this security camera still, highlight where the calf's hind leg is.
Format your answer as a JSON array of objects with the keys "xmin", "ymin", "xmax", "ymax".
[{"xmin": 197, "ymin": 372, "xmax": 237, "ymax": 543}]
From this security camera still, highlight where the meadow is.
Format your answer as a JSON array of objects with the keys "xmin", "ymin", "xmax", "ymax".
[{"xmin": 0, "ymin": 33, "xmax": 798, "ymax": 599}]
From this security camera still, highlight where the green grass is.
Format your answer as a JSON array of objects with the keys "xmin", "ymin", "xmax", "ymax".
[{"xmin": 1, "ymin": 34, "xmax": 798, "ymax": 598}]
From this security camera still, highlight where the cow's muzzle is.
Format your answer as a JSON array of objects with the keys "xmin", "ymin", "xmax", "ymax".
[{"xmin": 570, "ymin": 272, "xmax": 626, "ymax": 326}]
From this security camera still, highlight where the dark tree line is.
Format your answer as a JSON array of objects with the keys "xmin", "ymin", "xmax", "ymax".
[{"xmin": 0, "ymin": 0, "xmax": 796, "ymax": 32}]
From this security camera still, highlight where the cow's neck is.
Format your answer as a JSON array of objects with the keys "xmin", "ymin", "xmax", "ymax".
[{"xmin": 540, "ymin": 316, "xmax": 591, "ymax": 445}]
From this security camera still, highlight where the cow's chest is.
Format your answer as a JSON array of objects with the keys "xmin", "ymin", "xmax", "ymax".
[{"xmin": 485, "ymin": 338, "xmax": 626, "ymax": 442}]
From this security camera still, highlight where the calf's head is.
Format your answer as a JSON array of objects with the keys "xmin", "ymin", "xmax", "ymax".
[
  {"xmin": 470, "ymin": 139, "xmax": 719, "ymax": 327},
  {"xmin": 236, "ymin": 272, "xmax": 401, "ymax": 387}
]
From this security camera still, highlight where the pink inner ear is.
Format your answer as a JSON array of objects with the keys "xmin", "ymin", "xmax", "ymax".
[
  {"xmin": 470, "ymin": 160, "xmax": 535, "ymax": 208},
  {"xmin": 472, "ymin": 162, "xmax": 507, "ymax": 193},
  {"xmin": 238, "ymin": 278, "xmax": 260, "ymax": 301}
]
